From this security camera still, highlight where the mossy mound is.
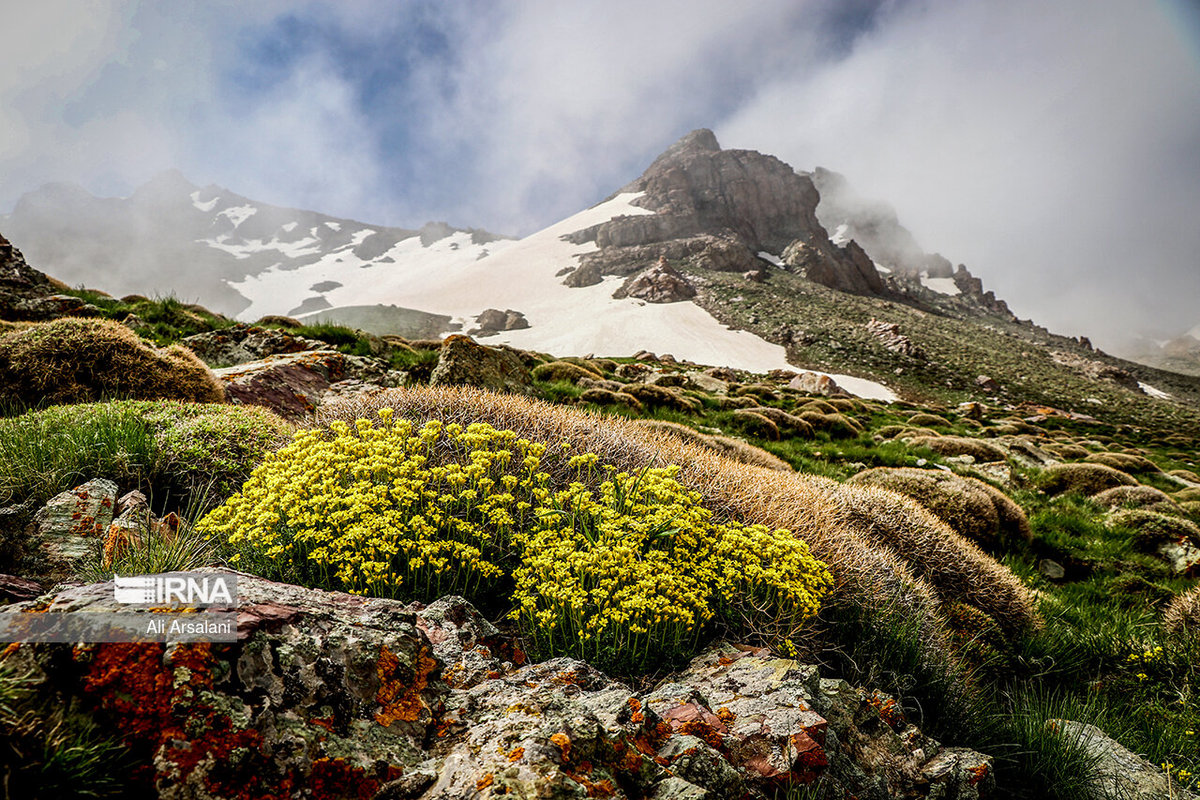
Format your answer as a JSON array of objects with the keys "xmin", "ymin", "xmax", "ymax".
[
  {"xmin": 1168, "ymin": 469, "xmax": 1200, "ymax": 484},
  {"xmin": 531, "ymin": 360, "xmax": 601, "ymax": 384},
  {"xmin": 0, "ymin": 317, "xmax": 223, "ymax": 405},
  {"xmin": 730, "ymin": 409, "xmax": 780, "ymax": 440},
  {"xmin": 847, "ymin": 466, "xmax": 1032, "ymax": 551},
  {"xmin": 1173, "ymin": 487, "xmax": 1200, "ymax": 502},
  {"xmin": 580, "ymin": 388, "xmax": 643, "ymax": 411},
  {"xmin": 797, "ymin": 411, "xmax": 861, "ymax": 439},
  {"xmin": 744, "ymin": 407, "xmax": 814, "ymax": 438},
  {"xmin": 1084, "ymin": 451, "xmax": 1161, "ymax": 475},
  {"xmin": 620, "ymin": 383, "xmax": 701, "ymax": 412},
  {"xmin": 1038, "ymin": 463, "xmax": 1138, "ymax": 496},
  {"xmin": 1108, "ymin": 509, "xmax": 1200, "ymax": 549},
  {"xmin": 907, "ymin": 413, "xmax": 953, "ymax": 429},
  {"xmin": 906, "ymin": 435, "xmax": 1008, "ymax": 463},
  {"xmin": 1091, "ymin": 485, "xmax": 1181, "ymax": 514},
  {"xmin": 1050, "ymin": 443, "xmax": 1092, "ymax": 460}
]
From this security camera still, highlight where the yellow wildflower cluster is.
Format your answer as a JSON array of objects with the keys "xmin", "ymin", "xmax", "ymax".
[
  {"xmin": 510, "ymin": 466, "xmax": 832, "ymax": 672},
  {"xmin": 198, "ymin": 412, "xmax": 550, "ymax": 599},
  {"xmin": 198, "ymin": 412, "xmax": 832, "ymax": 673}
]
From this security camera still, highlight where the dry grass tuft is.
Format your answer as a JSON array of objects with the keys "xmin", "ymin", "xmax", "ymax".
[
  {"xmin": 1084, "ymin": 451, "xmax": 1161, "ymax": 475},
  {"xmin": 0, "ymin": 317, "xmax": 224, "ymax": 405},
  {"xmin": 531, "ymin": 360, "xmax": 601, "ymax": 384},
  {"xmin": 847, "ymin": 467, "xmax": 1032, "ymax": 550},
  {"xmin": 632, "ymin": 419, "xmax": 793, "ymax": 472},
  {"xmin": 905, "ymin": 435, "xmax": 1008, "ymax": 463},
  {"xmin": 907, "ymin": 412, "xmax": 953, "ymax": 428},
  {"xmin": 1038, "ymin": 463, "xmax": 1138, "ymax": 496},
  {"xmin": 1091, "ymin": 485, "xmax": 1181, "ymax": 514},
  {"xmin": 1164, "ymin": 585, "xmax": 1200, "ymax": 636},
  {"xmin": 313, "ymin": 386, "xmax": 1040, "ymax": 660}
]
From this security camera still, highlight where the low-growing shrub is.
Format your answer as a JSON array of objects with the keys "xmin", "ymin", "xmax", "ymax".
[
  {"xmin": 1091, "ymin": 485, "xmax": 1180, "ymax": 514},
  {"xmin": 531, "ymin": 361, "xmax": 599, "ymax": 384},
  {"xmin": 1038, "ymin": 463, "xmax": 1137, "ymax": 497},
  {"xmin": 1084, "ymin": 452, "xmax": 1160, "ymax": 475},
  {"xmin": 579, "ymin": 387, "xmax": 643, "ymax": 411},
  {"xmin": 907, "ymin": 412, "xmax": 952, "ymax": 429},
  {"xmin": 198, "ymin": 413, "xmax": 832, "ymax": 674},
  {"xmin": 744, "ymin": 406, "xmax": 814, "ymax": 438},
  {"xmin": 906, "ymin": 435, "xmax": 1008, "ymax": 462},
  {"xmin": 0, "ymin": 400, "xmax": 291, "ymax": 509},
  {"xmin": 730, "ymin": 409, "xmax": 780, "ymax": 440},
  {"xmin": 0, "ymin": 317, "xmax": 223, "ymax": 406},
  {"xmin": 847, "ymin": 467, "xmax": 1032, "ymax": 550}
]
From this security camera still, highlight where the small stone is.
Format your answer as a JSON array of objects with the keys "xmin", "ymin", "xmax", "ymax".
[{"xmin": 1038, "ymin": 559, "xmax": 1066, "ymax": 580}]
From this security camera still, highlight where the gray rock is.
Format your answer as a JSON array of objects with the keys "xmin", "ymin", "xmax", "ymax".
[
  {"xmin": 1038, "ymin": 559, "xmax": 1066, "ymax": 580},
  {"xmin": 182, "ymin": 323, "xmax": 325, "ymax": 367},
  {"xmin": 613, "ymin": 256, "xmax": 697, "ymax": 303},
  {"xmin": 788, "ymin": 372, "xmax": 846, "ymax": 397},
  {"xmin": 1051, "ymin": 720, "xmax": 1199, "ymax": 800},
  {"xmin": 429, "ymin": 335, "xmax": 536, "ymax": 396},
  {"xmin": 31, "ymin": 478, "xmax": 118, "ymax": 573}
]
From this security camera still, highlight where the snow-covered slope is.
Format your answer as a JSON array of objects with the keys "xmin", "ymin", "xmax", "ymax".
[{"xmin": 1, "ymin": 171, "xmax": 511, "ymax": 319}]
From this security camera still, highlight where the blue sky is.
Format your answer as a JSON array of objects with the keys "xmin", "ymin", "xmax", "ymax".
[{"xmin": 2, "ymin": 0, "xmax": 1199, "ymax": 348}]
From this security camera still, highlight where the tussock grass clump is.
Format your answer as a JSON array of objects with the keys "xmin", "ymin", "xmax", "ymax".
[
  {"xmin": 0, "ymin": 400, "xmax": 292, "ymax": 509},
  {"xmin": 847, "ymin": 467, "xmax": 1032, "ymax": 551},
  {"xmin": 1164, "ymin": 585, "xmax": 1200, "ymax": 636},
  {"xmin": 1038, "ymin": 463, "xmax": 1138, "ymax": 496},
  {"xmin": 797, "ymin": 411, "xmax": 861, "ymax": 439},
  {"xmin": 198, "ymin": 413, "xmax": 832, "ymax": 674},
  {"xmin": 906, "ymin": 435, "xmax": 1008, "ymax": 462},
  {"xmin": 531, "ymin": 360, "xmax": 600, "ymax": 384},
  {"xmin": 580, "ymin": 387, "xmax": 643, "ymax": 411},
  {"xmin": 907, "ymin": 412, "xmax": 952, "ymax": 428},
  {"xmin": 620, "ymin": 383, "xmax": 700, "ymax": 412},
  {"xmin": 1108, "ymin": 509, "xmax": 1200, "ymax": 549},
  {"xmin": 744, "ymin": 406, "xmax": 815, "ymax": 438},
  {"xmin": 1168, "ymin": 469, "xmax": 1200, "ymax": 484},
  {"xmin": 1091, "ymin": 485, "xmax": 1180, "ymax": 513},
  {"xmin": 312, "ymin": 387, "xmax": 1037, "ymax": 699},
  {"xmin": 730, "ymin": 409, "xmax": 780, "ymax": 440},
  {"xmin": 0, "ymin": 317, "xmax": 223, "ymax": 406},
  {"xmin": 1049, "ymin": 443, "xmax": 1091, "ymax": 460},
  {"xmin": 1173, "ymin": 487, "xmax": 1200, "ymax": 503},
  {"xmin": 1084, "ymin": 451, "xmax": 1161, "ymax": 475},
  {"xmin": 632, "ymin": 420, "xmax": 793, "ymax": 472}
]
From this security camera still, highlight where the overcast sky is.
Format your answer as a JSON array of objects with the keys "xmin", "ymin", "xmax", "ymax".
[{"xmin": 2, "ymin": 0, "xmax": 1198, "ymax": 350}]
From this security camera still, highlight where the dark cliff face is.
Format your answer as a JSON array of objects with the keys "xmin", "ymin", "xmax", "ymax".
[
  {"xmin": 0, "ymin": 234, "xmax": 59, "ymax": 319},
  {"xmin": 566, "ymin": 129, "xmax": 885, "ymax": 297}
]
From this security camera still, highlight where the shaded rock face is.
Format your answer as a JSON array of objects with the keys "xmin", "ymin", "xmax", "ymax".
[
  {"xmin": 468, "ymin": 308, "xmax": 529, "ymax": 337},
  {"xmin": 1051, "ymin": 721, "xmax": 1199, "ymax": 800},
  {"xmin": 0, "ymin": 233, "xmax": 86, "ymax": 321},
  {"xmin": 567, "ymin": 130, "xmax": 886, "ymax": 297},
  {"xmin": 2, "ymin": 575, "xmax": 994, "ymax": 799},
  {"xmin": 613, "ymin": 256, "xmax": 697, "ymax": 303},
  {"xmin": 429, "ymin": 335, "xmax": 536, "ymax": 396},
  {"xmin": 214, "ymin": 350, "xmax": 407, "ymax": 419}
]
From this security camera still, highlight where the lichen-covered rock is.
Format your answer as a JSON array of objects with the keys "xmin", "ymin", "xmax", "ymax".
[
  {"xmin": 1, "ymin": 578, "xmax": 995, "ymax": 799},
  {"xmin": 214, "ymin": 350, "xmax": 407, "ymax": 419},
  {"xmin": 429, "ymin": 335, "xmax": 535, "ymax": 396},
  {"xmin": 182, "ymin": 323, "xmax": 325, "ymax": 367},
  {"xmin": 29, "ymin": 478, "xmax": 117, "ymax": 575},
  {"xmin": 788, "ymin": 371, "xmax": 846, "ymax": 397}
]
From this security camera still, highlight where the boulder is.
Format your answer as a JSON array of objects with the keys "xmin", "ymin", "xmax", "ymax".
[
  {"xmin": 28, "ymin": 478, "xmax": 118, "ymax": 575},
  {"xmin": 214, "ymin": 350, "xmax": 407, "ymax": 419},
  {"xmin": 1048, "ymin": 721, "xmax": 1198, "ymax": 800},
  {"xmin": 788, "ymin": 372, "xmax": 846, "ymax": 397},
  {"xmin": 866, "ymin": 319, "xmax": 926, "ymax": 359},
  {"xmin": 429, "ymin": 335, "xmax": 536, "ymax": 396},
  {"xmin": 182, "ymin": 323, "xmax": 325, "ymax": 367},
  {"xmin": 469, "ymin": 308, "xmax": 530, "ymax": 337},
  {"xmin": 1, "ymin": 576, "xmax": 996, "ymax": 799},
  {"xmin": 613, "ymin": 256, "xmax": 697, "ymax": 303}
]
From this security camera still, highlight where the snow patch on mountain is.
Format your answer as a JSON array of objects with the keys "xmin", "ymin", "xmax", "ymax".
[
  {"xmin": 921, "ymin": 274, "xmax": 960, "ymax": 296},
  {"xmin": 190, "ymin": 191, "xmax": 219, "ymax": 212},
  {"xmin": 830, "ymin": 223, "xmax": 851, "ymax": 246},
  {"xmin": 1139, "ymin": 382, "xmax": 1172, "ymax": 400},
  {"xmin": 756, "ymin": 251, "xmax": 784, "ymax": 267},
  {"xmin": 218, "ymin": 205, "xmax": 257, "ymax": 228}
]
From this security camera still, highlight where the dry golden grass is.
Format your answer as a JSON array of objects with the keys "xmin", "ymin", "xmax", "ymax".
[
  {"xmin": 744, "ymin": 406, "xmax": 815, "ymax": 438},
  {"xmin": 905, "ymin": 435, "xmax": 1008, "ymax": 463},
  {"xmin": 1091, "ymin": 485, "xmax": 1180, "ymax": 514},
  {"xmin": 0, "ymin": 317, "xmax": 223, "ymax": 405},
  {"xmin": 1084, "ymin": 451, "xmax": 1161, "ymax": 475},
  {"xmin": 314, "ymin": 386, "xmax": 1040, "ymax": 649},
  {"xmin": 1164, "ymin": 585, "xmax": 1200, "ymax": 636},
  {"xmin": 531, "ymin": 360, "xmax": 601, "ymax": 384},
  {"xmin": 730, "ymin": 408, "xmax": 780, "ymax": 440},
  {"xmin": 1038, "ymin": 462, "xmax": 1138, "ymax": 496},
  {"xmin": 907, "ymin": 412, "xmax": 952, "ymax": 429},
  {"xmin": 632, "ymin": 419, "xmax": 793, "ymax": 472}
]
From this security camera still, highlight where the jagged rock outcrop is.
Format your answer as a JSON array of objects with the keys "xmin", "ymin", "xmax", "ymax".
[
  {"xmin": 613, "ymin": 256, "xmax": 697, "ymax": 303},
  {"xmin": 565, "ymin": 130, "xmax": 887, "ymax": 297},
  {"xmin": 215, "ymin": 350, "xmax": 407, "ymax": 419},
  {"xmin": 866, "ymin": 319, "xmax": 927, "ymax": 359},
  {"xmin": 0, "ymin": 574, "xmax": 996, "ymax": 799},
  {"xmin": 182, "ymin": 323, "xmax": 327, "ymax": 367},
  {"xmin": 0, "ymin": 233, "xmax": 92, "ymax": 321},
  {"xmin": 469, "ymin": 308, "xmax": 529, "ymax": 337}
]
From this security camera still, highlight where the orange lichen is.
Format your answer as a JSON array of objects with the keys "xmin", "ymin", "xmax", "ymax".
[
  {"xmin": 475, "ymin": 774, "xmax": 494, "ymax": 791},
  {"xmin": 627, "ymin": 697, "xmax": 645, "ymax": 724},
  {"xmin": 550, "ymin": 732, "xmax": 572, "ymax": 762},
  {"xmin": 0, "ymin": 643, "xmax": 19, "ymax": 660},
  {"xmin": 968, "ymin": 763, "xmax": 990, "ymax": 786},
  {"xmin": 508, "ymin": 746, "xmax": 525, "ymax": 762},
  {"xmin": 716, "ymin": 706, "xmax": 736, "ymax": 725},
  {"xmin": 374, "ymin": 643, "xmax": 438, "ymax": 727},
  {"xmin": 309, "ymin": 715, "xmax": 337, "ymax": 733}
]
